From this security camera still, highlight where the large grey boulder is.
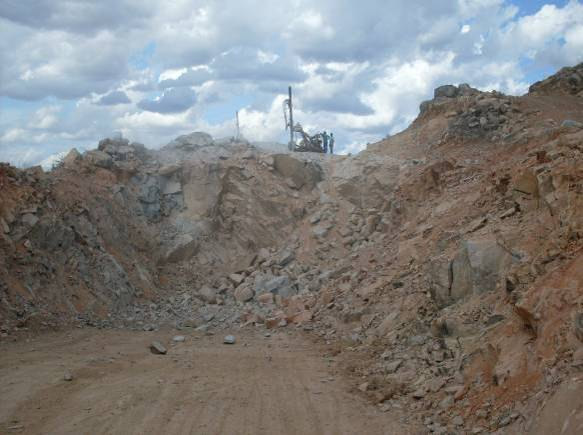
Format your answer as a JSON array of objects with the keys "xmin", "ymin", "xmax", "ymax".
[
  {"xmin": 163, "ymin": 234, "xmax": 198, "ymax": 264},
  {"xmin": 255, "ymin": 274, "xmax": 296, "ymax": 298},
  {"xmin": 434, "ymin": 85, "xmax": 459, "ymax": 99},
  {"xmin": 198, "ymin": 285, "xmax": 217, "ymax": 304},
  {"xmin": 167, "ymin": 132, "xmax": 214, "ymax": 150},
  {"xmin": 433, "ymin": 239, "xmax": 513, "ymax": 307},
  {"xmin": 429, "ymin": 257, "xmax": 453, "ymax": 307},
  {"xmin": 272, "ymin": 154, "xmax": 323, "ymax": 190},
  {"xmin": 84, "ymin": 150, "xmax": 113, "ymax": 169},
  {"xmin": 452, "ymin": 239, "xmax": 512, "ymax": 300}
]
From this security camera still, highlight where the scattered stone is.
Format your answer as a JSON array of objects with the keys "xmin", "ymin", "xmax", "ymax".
[
  {"xmin": 561, "ymin": 119, "xmax": 583, "ymax": 129},
  {"xmin": 64, "ymin": 370, "xmax": 73, "ymax": 381},
  {"xmin": 439, "ymin": 395, "xmax": 454, "ymax": 409},
  {"xmin": 84, "ymin": 149, "xmax": 113, "ymax": 169},
  {"xmin": 574, "ymin": 313, "xmax": 583, "ymax": 343},
  {"xmin": 172, "ymin": 335, "xmax": 185, "ymax": 342},
  {"xmin": 452, "ymin": 415, "xmax": 464, "ymax": 426},
  {"xmin": 384, "ymin": 360, "xmax": 403, "ymax": 374},
  {"xmin": 427, "ymin": 378, "xmax": 446, "ymax": 393},
  {"xmin": 412, "ymin": 388, "xmax": 426, "ymax": 399},
  {"xmin": 500, "ymin": 206, "xmax": 518, "ymax": 219},
  {"xmin": 198, "ymin": 286, "xmax": 217, "ymax": 304},
  {"xmin": 277, "ymin": 249, "xmax": 295, "ymax": 266},
  {"xmin": 223, "ymin": 335, "xmax": 236, "ymax": 344},
  {"xmin": 62, "ymin": 148, "xmax": 82, "ymax": 167},
  {"xmin": 234, "ymin": 285, "xmax": 254, "ymax": 303},
  {"xmin": 150, "ymin": 341, "xmax": 167, "ymax": 355},
  {"xmin": 229, "ymin": 273, "xmax": 245, "ymax": 287},
  {"xmin": 257, "ymin": 292, "xmax": 274, "ymax": 304}
]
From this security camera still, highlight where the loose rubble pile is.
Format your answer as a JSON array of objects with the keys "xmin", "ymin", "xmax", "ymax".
[{"xmin": 1, "ymin": 64, "xmax": 583, "ymax": 433}]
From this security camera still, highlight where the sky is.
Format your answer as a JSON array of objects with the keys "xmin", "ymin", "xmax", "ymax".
[{"xmin": 1, "ymin": 0, "xmax": 583, "ymax": 168}]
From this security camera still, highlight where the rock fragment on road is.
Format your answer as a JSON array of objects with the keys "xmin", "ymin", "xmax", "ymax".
[{"xmin": 150, "ymin": 341, "xmax": 167, "ymax": 354}]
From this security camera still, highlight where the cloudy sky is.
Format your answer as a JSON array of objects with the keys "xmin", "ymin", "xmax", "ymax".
[{"xmin": 1, "ymin": 0, "xmax": 583, "ymax": 167}]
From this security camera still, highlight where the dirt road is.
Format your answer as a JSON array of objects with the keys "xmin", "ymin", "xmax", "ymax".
[{"xmin": 0, "ymin": 328, "xmax": 416, "ymax": 435}]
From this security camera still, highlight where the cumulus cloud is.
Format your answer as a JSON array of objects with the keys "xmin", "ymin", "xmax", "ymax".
[
  {"xmin": 96, "ymin": 90, "xmax": 131, "ymax": 105},
  {"xmin": 137, "ymin": 87, "xmax": 197, "ymax": 113},
  {"xmin": 1, "ymin": 0, "xmax": 583, "ymax": 166}
]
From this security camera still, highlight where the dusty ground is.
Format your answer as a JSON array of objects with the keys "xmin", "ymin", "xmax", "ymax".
[{"xmin": 0, "ymin": 328, "xmax": 417, "ymax": 435}]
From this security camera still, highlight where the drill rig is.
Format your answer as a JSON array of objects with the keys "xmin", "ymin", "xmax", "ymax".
[{"xmin": 283, "ymin": 86, "xmax": 325, "ymax": 153}]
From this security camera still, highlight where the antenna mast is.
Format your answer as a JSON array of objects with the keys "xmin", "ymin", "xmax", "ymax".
[
  {"xmin": 288, "ymin": 86, "xmax": 294, "ymax": 148},
  {"xmin": 235, "ymin": 110, "xmax": 240, "ymax": 141}
]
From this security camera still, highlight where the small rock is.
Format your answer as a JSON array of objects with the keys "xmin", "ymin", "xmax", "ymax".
[
  {"xmin": 150, "ymin": 341, "xmax": 167, "ymax": 355},
  {"xmin": 64, "ymin": 371, "xmax": 73, "ymax": 381},
  {"xmin": 561, "ymin": 119, "xmax": 583, "ymax": 129},
  {"xmin": 358, "ymin": 382, "xmax": 370, "ymax": 392},
  {"xmin": 439, "ymin": 395, "xmax": 454, "ymax": 409},
  {"xmin": 198, "ymin": 286, "xmax": 217, "ymax": 304},
  {"xmin": 500, "ymin": 206, "xmax": 518, "ymax": 219},
  {"xmin": 427, "ymin": 377, "xmax": 446, "ymax": 393},
  {"xmin": 228, "ymin": 273, "xmax": 245, "ymax": 286},
  {"xmin": 574, "ymin": 313, "xmax": 583, "ymax": 343},
  {"xmin": 257, "ymin": 292, "xmax": 274, "ymax": 304},
  {"xmin": 234, "ymin": 285, "xmax": 254, "ymax": 303},
  {"xmin": 172, "ymin": 335, "xmax": 186, "ymax": 342},
  {"xmin": 384, "ymin": 360, "xmax": 403, "ymax": 374},
  {"xmin": 453, "ymin": 415, "xmax": 464, "ymax": 426},
  {"xmin": 224, "ymin": 335, "xmax": 236, "ymax": 344},
  {"xmin": 412, "ymin": 388, "xmax": 425, "ymax": 399},
  {"xmin": 277, "ymin": 249, "xmax": 295, "ymax": 266},
  {"xmin": 498, "ymin": 415, "xmax": 512, "ymax": 427}
]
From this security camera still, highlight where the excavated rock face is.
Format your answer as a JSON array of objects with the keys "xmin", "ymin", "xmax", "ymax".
[{"xmin": 1, "ymin": 63, "xmax": 583, "ymax": 434}]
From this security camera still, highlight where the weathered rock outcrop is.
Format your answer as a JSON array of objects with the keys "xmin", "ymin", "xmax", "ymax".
[{"xmin": 529, "ymin": 62, "xmax": 583, "ymax": 97}]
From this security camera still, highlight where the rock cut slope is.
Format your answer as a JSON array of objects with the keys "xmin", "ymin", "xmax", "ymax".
[{"xmin": 1, "ymin": 63, "xmax": 583, "ymax": 434}]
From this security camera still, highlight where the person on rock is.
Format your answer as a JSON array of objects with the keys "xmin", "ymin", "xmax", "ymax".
[
  {"xmin": 329, "ymin": 133, "xmax": 335, "ymax": 154},
  {"xmin": 322, "ymin": 131, "xmax": 329, "ymax": 153}
]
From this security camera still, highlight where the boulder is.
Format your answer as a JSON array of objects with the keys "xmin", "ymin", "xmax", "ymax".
[
  {"xmin": 272, "ymin": 154, "xmax": 323, "ymax": 190},
  {"xmin": 256, "ymin": 275, "xmax": 290, "ymax": 295},
  {"xmin": 429, "ymin": 257, "xmax": 453, "ymax": 307},
  {"xmin": 163, "ymin": 234, "xmax": 198, "ymax": 264},
  {"xmin": 434, "ymin": 85, "xmax": 459, "ymax": 99},
  {"xmin": 277, "ymin": 249, "xmax": 295, "ymax": 266},
  {"xmin": 257, "ymin": 248, "xmax": 271, "ymax": 263},
  {"xmin": 167, "ymin": 132, "xmax": 214, "ymax": 150},
  {"xmin": 575, "ymin": 313, "xmax": 583, "ymax": 343},
  {"xmin": 198, "ymin": 286, "xmax": 217, "ymax": 304},
  {"xmin": 62, "ymin": 148, "xmax": 82, "ymax": 167},
  {"xmin": 561, "ymin": 120, "xmax": 583, "ymax": 129},
  {"xmin": 229, "ymin": 273, "xmax": 245, "ymax": 286},
  {"xmin": 84, "ymin": 150, "xmax": 113, "ymax": 169},
  {"xmin": 223, "ymin": 335, "xmax": 236, "ymax": 344},
  {"xmin": 449, "ymin": 239, "xmax": 513, "ymax": 303},
  {"xmin": 234, "ymin": 285, "xmax": 254, "ymax": 302},
  {"xmin": 514, "ymin": 170, "xmax": 539, "ymax": 196},
  {"xmin": 150, "ymin": 341, "xmax": 167, "ymax": 355}
]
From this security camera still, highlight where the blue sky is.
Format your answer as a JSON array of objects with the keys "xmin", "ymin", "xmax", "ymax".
[{"xmin": 1, "ymin": 0, "xmax": 582, "ymax": 167}]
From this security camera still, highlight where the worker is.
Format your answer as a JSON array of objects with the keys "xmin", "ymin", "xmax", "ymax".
[
  {"xmin": 322, "ymin": 131, "xmax": 329, "ymax": 153},
  {"xmin": 329, "ymin": 133, "xmax": 335, "ymax": 154}
]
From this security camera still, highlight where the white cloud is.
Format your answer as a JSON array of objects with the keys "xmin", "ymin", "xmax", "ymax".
[
  {"xmin": 29, "ymin": 105, "xmax": 61, "ymax": 129},
  {"xmin": 1, "ymin": 0, "xmax": 583, "ymax": 165}
]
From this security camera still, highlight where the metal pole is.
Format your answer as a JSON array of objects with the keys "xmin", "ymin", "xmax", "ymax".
[
  {"xmin": 235, "ymin": 111, "xmax": 240, "ymax": 140},
  {"xmin": 288, "ymin": 86, "xmax": 294, "ymax": 146}
]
